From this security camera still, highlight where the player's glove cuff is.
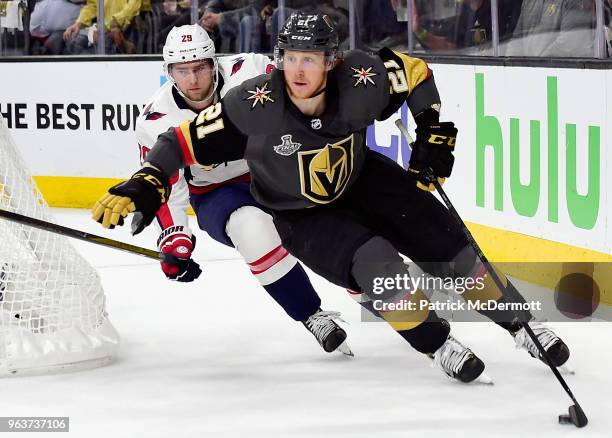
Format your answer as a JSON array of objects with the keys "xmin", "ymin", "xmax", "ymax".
[
  {"xmin": 409, "ymin": 121, "xmax": 457, "ymax": 191},
  {"xmin": 92, "ymin": 166, "xmax": 170, "ymax": 234}
]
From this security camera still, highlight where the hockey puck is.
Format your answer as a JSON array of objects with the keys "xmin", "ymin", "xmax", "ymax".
[{"xmin": 558, "ymin": 405, "xmax": 588, "ymax": 428}]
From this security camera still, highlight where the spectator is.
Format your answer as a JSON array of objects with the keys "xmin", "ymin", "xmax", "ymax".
[
  {"xmin": 30, "ymin": 0, "xmax": 84, "ymax": 54},
  {"xmin": 359, "ymin": 0, "xmax": 406, "ymax": 50},
  {"xmin": 200, "ymin": 0, "xmax": 256, "ymax": 52},
  {"xmin": 62, "ymin": 0, "xmax": 151, "ymax": 54},
  {"xmin": 158, "ymin": 0, "xmax": 193, "ymax": 50},
  {"xmin": 505, "ymin": 0, "xmax": 597, "ymax": 57},
  {"xmin": 411, "ymin": 0, "xmax": 521, "ymax": 54},
  {"xmin": 453, "ymin": 0, "xmax": 522, "ymax": 49}
]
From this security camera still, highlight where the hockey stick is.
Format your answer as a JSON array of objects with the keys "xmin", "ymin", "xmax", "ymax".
[
  {"xmin": 395, "ymin": 120, "xmax": 588, "ymax": 428},
  {"xmin": 0, "ymin": 208, "xmax": 164, "ymax": 261}
]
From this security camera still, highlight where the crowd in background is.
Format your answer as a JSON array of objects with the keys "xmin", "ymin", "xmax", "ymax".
[{"xmin": 0, "ymin": 0, "xmax": 610, "ymax": 57}]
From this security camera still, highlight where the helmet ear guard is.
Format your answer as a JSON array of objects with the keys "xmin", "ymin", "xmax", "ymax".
[{"xmin": 162, "ymin": 24, "xmax": 219, "ymax": 102}]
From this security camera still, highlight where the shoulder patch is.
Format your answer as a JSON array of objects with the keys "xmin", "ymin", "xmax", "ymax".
[
  {"xmin": 351, "ymin": 65, "xmax": 378, "ymax": 88},
  {"xmin": 142, "ymin": 101, "xmax": 167, "ymax": 120},
  {"xmin": 144, "ymin": 110, "xmax": 167, "ymax": 121},
  {"xmin": 245, "ymin": 81, "xmax": 275, "ymax": 109},
  {"xmin": 231, "ymin": 57, "xmax": 245, "ymax": 76}
]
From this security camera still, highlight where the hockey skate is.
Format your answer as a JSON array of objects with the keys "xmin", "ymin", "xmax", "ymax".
[
  {"xmin": 512, "ymin": 321, "xmax": 571, "ymax": 371},
  {"xmin": 430, "ymin": 335, "xmax": 492, "ymax": 384},
  {"xmin": 302, "ymin": 309, "xmax": 353, "ymax": 356}
]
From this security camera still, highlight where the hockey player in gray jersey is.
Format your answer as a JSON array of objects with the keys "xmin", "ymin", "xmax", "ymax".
[
  {"xmin": 133, "ymin": 24, "xmax": 352, "ymax": 356},
  {"xmin": 93, "ymin": 13, "xmax": 570, "ymax": 383}
]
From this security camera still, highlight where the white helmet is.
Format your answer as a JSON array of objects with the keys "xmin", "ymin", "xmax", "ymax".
[{"xmin": 163, "ymin": 24, "xmax": 218, "ymax": 102}]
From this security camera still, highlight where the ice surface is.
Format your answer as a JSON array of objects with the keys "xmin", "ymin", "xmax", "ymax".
[{"xmin": 1, "ymin": 209, "xmax": 610, "ymax": 437}]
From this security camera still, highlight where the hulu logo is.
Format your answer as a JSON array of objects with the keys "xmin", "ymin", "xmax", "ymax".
[{"xmin": 475, "ymin": 73, "xmax": 600, "ymax": 230}]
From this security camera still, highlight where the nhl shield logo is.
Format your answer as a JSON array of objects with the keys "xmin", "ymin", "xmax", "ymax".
[
  {"xmin": 274, "ymin": 135, "xmax": 302, "ymax": 156},
  {"xmin": 298, "ymin": 135, "xmax": 354, "ymax": 204},
  {"xmin": 311, "ymin": 118, "xmax": 322, "ymax": 130}
]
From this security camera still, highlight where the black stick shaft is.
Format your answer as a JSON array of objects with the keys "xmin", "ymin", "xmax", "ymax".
[
  {"xmin": 431, "ymin": 176, "xmax": 584, "ymax": 407},
  {"xmin": 0, "ymin": 208, "xmax": 163, "ymax": 261},
  {"xmin": 395, "ymin": 119, "xmax": 587, "ymax": 415}
]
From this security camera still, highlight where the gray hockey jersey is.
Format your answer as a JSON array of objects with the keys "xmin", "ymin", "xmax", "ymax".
[{"xmin": 146, "ymin": 48, "xmax": 441, "ymax": 210}]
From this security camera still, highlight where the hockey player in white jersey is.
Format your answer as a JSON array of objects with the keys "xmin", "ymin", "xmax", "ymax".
[{"xmin": 136, "ymin": 24, "xmax": 351, "ymax": 355}]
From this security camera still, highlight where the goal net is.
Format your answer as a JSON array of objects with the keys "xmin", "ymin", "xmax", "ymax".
[{"xmin": 0, "ymin": 114, "xmax": 119, "ymax": 376}]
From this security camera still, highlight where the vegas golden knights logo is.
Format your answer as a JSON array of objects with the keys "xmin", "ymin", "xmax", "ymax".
[{"xmin": 298, "ymin": 135, "xmax": 354, "ymax": 204}]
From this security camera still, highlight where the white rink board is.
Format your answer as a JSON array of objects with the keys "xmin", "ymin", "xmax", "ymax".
[
  {"xmin": 0, "ymin": 60, "xmax": 610, "ymax": 254},
  {"xmin": 433, "ymin": 65, "xmax": 609, "ymax": 254},
  {"xmin": 0, "ymin": 60, "xmax": 162, "ymax": 178}
]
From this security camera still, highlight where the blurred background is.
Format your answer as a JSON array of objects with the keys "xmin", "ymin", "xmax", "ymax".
[{"xmin": 1, "ymin": 0, "xmax": 610, "ymax": 58}]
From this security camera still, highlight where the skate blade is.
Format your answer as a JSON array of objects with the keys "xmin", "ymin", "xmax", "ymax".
[
  {"xmin": 558, "ymin": 362, "xmax": 575, "ymax": 375},
  {"xmin": 442, "ymin": 371, "xmax": 493, "ymax": 385},
  {"xmin": 474, "ymin": 372, "xmax": 494, "ymax": 385},
  {"xmin": 336, "ymin": 341, "xmax": 354, "ymax": 357},
  {"xmin": 430, "ymin": 361, "xmax": 494, "ymax": 385}
]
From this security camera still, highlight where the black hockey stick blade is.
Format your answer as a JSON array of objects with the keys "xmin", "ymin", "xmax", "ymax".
[
  {"xmin": 395, "ymin": 119, "xmax": 589, "ymax": 428},
  {"xmin": 559, "ymin": 405, "xmax": 588, "ymax": 428},
  {"xmin": 0, "ymin": 208, "xmax": 163, "ymax": 261}
]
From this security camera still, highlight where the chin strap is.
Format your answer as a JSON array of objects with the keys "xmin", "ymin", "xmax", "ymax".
[{"xmin": 309, "ymin": 86, "xmax": 326, "ymax": 98}]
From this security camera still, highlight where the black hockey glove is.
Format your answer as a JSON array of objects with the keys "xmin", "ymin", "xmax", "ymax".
[
  {"xmin": 158, "ymin": 229, "xmax": 202, "ymax": 282},
  {"xmin": 91, "ymin": 166, "xmax": 170, "ymax": 234},
  {"xmin": 408, "ymin": 122, "xmax": 457, "ymax": 191}
]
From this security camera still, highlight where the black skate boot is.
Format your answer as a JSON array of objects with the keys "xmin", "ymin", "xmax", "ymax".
[
  {"xmin": 429, "ymin": 335, "xmax": 491, "ymax": 384},
  {"xmin": 302, "ymin": 309, "xmax": 353, "ymax": 356},
  {"xmin": 512, "ymin": 321, "xmax": 570, "ymax": 367}
]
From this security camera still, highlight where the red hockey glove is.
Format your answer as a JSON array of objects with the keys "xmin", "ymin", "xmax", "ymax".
[
  {"xmin": 158, "ymin": 228, "xmax": 202, "ymax": 282},
  {"xmin": 409, "ymin": 122, "xmax": 457, "ymax": 191}
]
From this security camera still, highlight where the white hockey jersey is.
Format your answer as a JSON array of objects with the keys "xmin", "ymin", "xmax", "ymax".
[{"xmin": 135, "ymin": 53, "xmax": 274, "ymax": 235}]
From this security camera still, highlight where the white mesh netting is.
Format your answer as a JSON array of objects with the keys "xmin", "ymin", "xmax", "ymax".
[{"xmin": 0, "ymin": 114, "xmax": 119, "ymax": 376}]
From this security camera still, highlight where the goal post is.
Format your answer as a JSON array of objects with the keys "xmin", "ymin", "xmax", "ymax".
[{"xmin": 0, "ymin": 114, "xmax": 119, "ymax": 376}]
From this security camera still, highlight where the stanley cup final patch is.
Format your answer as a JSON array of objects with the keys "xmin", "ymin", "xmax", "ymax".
[{"xmin": 274, "ymin": 135, "xmax": 302, "ymax": 156}]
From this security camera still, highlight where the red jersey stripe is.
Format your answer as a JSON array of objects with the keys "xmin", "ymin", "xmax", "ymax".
[{"xmin": 157, "ymin": 202, "xmax": 175, "ymax": 229}]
